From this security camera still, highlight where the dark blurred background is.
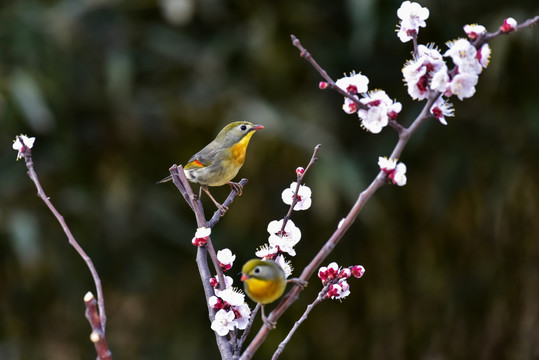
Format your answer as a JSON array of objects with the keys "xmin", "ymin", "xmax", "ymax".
[{"xmin": 1, "ymin": 0, "xmax": 539, "ymax": 359}]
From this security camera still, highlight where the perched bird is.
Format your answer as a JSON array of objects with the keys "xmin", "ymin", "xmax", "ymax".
[
  {"xmin": 157, "ymin": 121, "xmax": 263, "ymax": 213},
  {"xmin": 241, "ymin": 259, "xmax": 287, "ymax": 325}
]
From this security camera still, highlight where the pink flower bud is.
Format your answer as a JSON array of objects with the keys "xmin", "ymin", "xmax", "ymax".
[
  {"xmin": 318, "ymin": 267, "xmax": 328, "ymax": 283},
  {"xmin": 192, "ymin": 236, "xmax": 208, "ymax": 246},
  {"xmin": 351, "ymin": 265, "xmax": 365, "ymax": 278},
  {"xmin": 326, "ymin": 284, "xmax": 340, "ymax": 298},
  {"xmin": 500, "ymin": 17, "xmax": 517, "ymax": 33},
  {"xmin": 338, "ymin": 268, "xmax": 351, "ymax": 279},
  {"xmin": 319, "ymin": 81, "xmax": 329, "ymax": 89},
  {"xmin": 296, "ymin": 167, "xmax": 305, "ymax": 176}
]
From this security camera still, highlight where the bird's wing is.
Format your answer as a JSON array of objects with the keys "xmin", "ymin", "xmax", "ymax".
[
  {"xmin": 184, "ymin": 143, "xmax": 217, "ymax": 169},
  {"xmin": 184, "ymin": 157, "xmax": 209, "ymax": 170}
]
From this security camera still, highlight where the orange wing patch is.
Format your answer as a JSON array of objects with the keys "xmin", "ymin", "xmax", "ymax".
[{"xmin": 185, "ymin": 158, "xmax": 206, "ymax": 170}]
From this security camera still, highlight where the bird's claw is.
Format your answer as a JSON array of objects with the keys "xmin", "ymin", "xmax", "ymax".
[
  {"xmin": 228, "ymin": 181, "xmax": 243, "ymax": 196},
  {"xmin": 216, "ymin": 203, "xmax": 229, "ymax": 216},
  {"xmin": 262, "ymin": 315, "xmax": 277, "ymax": 330}
]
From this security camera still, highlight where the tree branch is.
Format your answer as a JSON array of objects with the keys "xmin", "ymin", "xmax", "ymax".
[{"xmin": 18, "ymin": 137, "xmax": 110, "ymax": 359}]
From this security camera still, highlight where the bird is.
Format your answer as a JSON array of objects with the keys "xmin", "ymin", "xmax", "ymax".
[
  {"xmin": 157, "ymin": 121, "xmax": 263, "ymax": 213},
  {"xmin": 241, "ymin": 259, "xmax": 287, "ymax": 326}
]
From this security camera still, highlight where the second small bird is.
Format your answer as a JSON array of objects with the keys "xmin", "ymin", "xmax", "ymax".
[
  {"xmin": 157, "ymin": 121, "xmax": 263, "ymax": 213},
  {"xmin": 241, "ymin": 259, "xmax": 287, "ymax": 325}
]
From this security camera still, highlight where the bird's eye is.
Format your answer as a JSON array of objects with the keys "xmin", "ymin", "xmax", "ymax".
[
  {"xmin": 253, "ymin": 267, "xmax": 261, "ymax": 274},
  {"xmin": 240, "ymin": 125, "xmax": 247, "ymax": 131}
]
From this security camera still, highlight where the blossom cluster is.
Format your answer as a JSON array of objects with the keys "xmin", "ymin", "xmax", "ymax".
[
  {"xmin": 334, "ymin": 72, "xmax": 402, "ymax": 134},
  {"xmin": 207, "ymin": 247, "xmax": 253, "ymax": 336},
  {"xmin": 397, "ymin": 2, "xmax": 517, "ymax": 126},
  {"xmin": 318, "ymin": 262, "xmax": 365, "ymax": 300},
  {"xmin": 208, "ymin": 275, "xmax": 251, "ymax": 336},
  {"xmin": 378, "ymin": 157, "xmax": 407, "ymax": 186},
  {"xmin": 326, "ymin": 2, "xmax": 520, "ymax": 190},
  {"xmin": 254, "ymin": 176, "xmax": 313, "ymax": 277}
]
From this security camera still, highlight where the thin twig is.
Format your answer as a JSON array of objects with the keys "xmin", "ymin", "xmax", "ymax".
[
  {"xmin": 474, "ymin": 15, "xmax": 539, "ymax": 47},
  {"xmin": 290, "ymin": 35, "xmax": 367, "ymax": 111},
  {"xmin": 278, "ymin": 144, "xmax": 321, "ymax": 235},
  {"xmin": 235, "ymin": 304, "xmax": 260, "ymax": 357},
  {"xmin": 208, "ymin": 178, "xmax": 249, "ymax": 228},
  {"xmin": 18, "ymin": 137, "xmax": 110, "ymax": 359},
  {"xmin": 84, "ymin": 292, "xmax": 112, "ymax": 360},
  {"xmin": 271, "ymin": 285, "xmax": 329, "ymax": 360}
]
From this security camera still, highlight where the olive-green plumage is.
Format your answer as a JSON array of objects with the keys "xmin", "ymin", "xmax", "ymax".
[
  {"xmin": 241, "ymin": 259, "xmax": 286, "ymax": 305},
  {"xmin": 157, "ymin": 121, "xmax": 263, "ymax": 212}
]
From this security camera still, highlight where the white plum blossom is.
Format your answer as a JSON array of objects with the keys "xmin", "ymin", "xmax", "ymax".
[
  {"xmin": 275, "ymin": 254, "xmax": 293, "ymax": 278},
  {"xmin": 359, "ymin": 105, "xmax": 387, "ymax": 134},
  {"xmin": 233, "ymin": 303, "xmax": 251, "ymax": 330},
  {"xmin": 430, "ymin": 97, "xmax": 454, "ymax": 125},
  {"xmin": 208, "ymin": 295, "xmax": 221, "ymax": 309},
  {"xmin": 216, "ymin": 248, "xmax": 236, "ymax": 271},
  {"xmin": 12, "ymin": 134, "xmax": 36, "ymax": 160},
  {"xmin": 214, "ymin": 287, "xmax": 245, "ymax": 306},
  {"xmin": 430, "ymin": 65, "xmax": 450, "ymax": 94},
  {"xmin": 209, "ymin": 277, "xmax": 251, "ymax": 335},
  {"xmin": 392, "ymin": 163, "xmax": 408, "ymax": 186},
  {"xmin": 444, "ymin": 38, "xmax": 482, "ymax": 75},
  {"xmin": 342, "ymin": 97, "xmax": 359, "ymax": 114},
  {"xmin": 358, "ymin": 90, "xmax": 401, "ymax": 133},
  {"xmin": 192, "ymin": 227, "xmax": 211, "ymax": 246},
  {"xmin": 336, "ymin": 72, "xmax": 369, "ymax": 115},
  {"xmin": 266, "ymin": 219, "xmax": 301, "ymax": 256},
  {"xmin": 463, "ymin": 24, "xmax": 486, "ymax": 40},
  {"xmin": 335, "ymin": 72, "xmax": 369, "ymax": 95},
  {"xmin": 396, "ymin": 1, "xmax": 430, "ymax": 42},
  {"xmin": 281, "ymin": 182, "xmax": 312, "ymax": 210},
  {"xmin": 211, "ymin": 309, "xmax": 236, "ymax": 336},
  {"xmin": 378, "ymin": 157, "xmax": 407, "ymax": 186},
  {"xmin": 209, "ymin": 275, "xmax": 234, "ymax": 291},
  {"xmin": 255, "ymin": 243, "xmax": 279, "ymax": 259},
  {"xmin": 378, "ymin": 157, "xmax": 398, "ymax": 171},
  {"xmin": 477, "ymin": 43, "xmax": 491, "ymax": 69},
  {"xmin": 402, "ymin": 44, "xmax": 446, "ymax": 100},
  {"xmin": 449, "ymin": 72, "xmax": 478, "ymax": 100}
]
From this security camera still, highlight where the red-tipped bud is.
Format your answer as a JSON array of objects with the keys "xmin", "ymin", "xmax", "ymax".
[
  {"xmin": 500, "ymin": 17, "xmax": 517, "ymax": 33},
  {"xmin": 319, "ymin": 81, "xmax": 329, "ymax": 89},
  {"xmin": 351, "ymin": 265, "xmax": 365, "ymax": 278}
]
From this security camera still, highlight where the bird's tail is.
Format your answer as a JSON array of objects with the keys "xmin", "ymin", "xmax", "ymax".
[{"xmin": 156, "ymin": 175, "xmax": 172, "ymax": 184}]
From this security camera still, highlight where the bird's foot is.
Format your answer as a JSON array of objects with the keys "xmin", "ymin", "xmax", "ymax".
[
  {"xmin": 228, "ymin": 181, "xmax": 243, "ymax": 196},
  {"xmin": 201, "ymin": 186, "xmax": 228, "ymax": 216},
  {"xmin": 216, "ymin": 203, "xmax": 229, "ymax": 216},
  {"xmin": 261, "ymin": 306, "xmax": 276, "ymax": 329}
]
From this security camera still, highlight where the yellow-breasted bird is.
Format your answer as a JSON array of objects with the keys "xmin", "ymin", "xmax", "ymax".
[
  {"xmin": 241, "ymin": 259, "xmax": 287, "ymax": 325},
  {"xmin": 157, "ymin": 121, "xmax": 263, "ymax": 213}
]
